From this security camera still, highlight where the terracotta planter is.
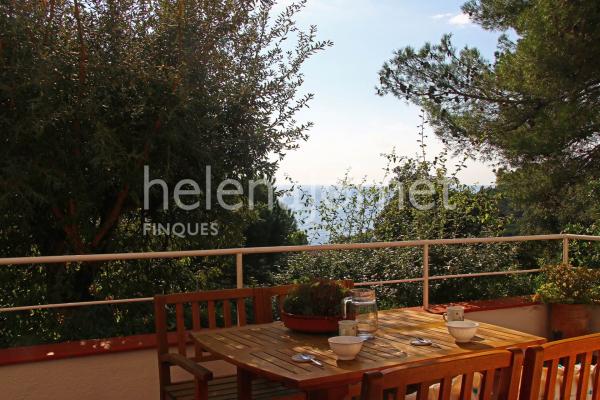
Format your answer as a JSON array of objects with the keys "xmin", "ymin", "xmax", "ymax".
[
  {"xmin": 550, "ymin": 303, "xmax": 590, "ymax": 339},
  {"xmin": 280, "ymin": 312, "xmax": 341, "ymax": 333}
]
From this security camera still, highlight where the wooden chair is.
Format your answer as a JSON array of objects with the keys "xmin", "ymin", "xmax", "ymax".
[
  {"xmin": 154, "ymin": 288, "xmax": 304, "ymax": 400},
  {"xmin": 520, "ymin": 333, "xmax": 600, "ymax": 400},
  {"xmin": 360, "ymin": 349, "xmax": 523, "ymax": 400}
]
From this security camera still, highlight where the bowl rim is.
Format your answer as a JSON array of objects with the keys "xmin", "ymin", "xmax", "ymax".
[
  {"xmin": 446, "ymin": 320, "xmax": 479, "ymax": 328},
  {"xmin": 328, "ymin": 335, "xmax": 364, "ymax": 344}
]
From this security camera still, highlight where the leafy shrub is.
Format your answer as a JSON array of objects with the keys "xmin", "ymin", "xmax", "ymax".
[
  {"xmin": 534, "ymin": 264, "xmax": 600, "ymax": 304},
  {"xmin": 282, "ymin": 280, "xmax": 350, "ymax": 317}
]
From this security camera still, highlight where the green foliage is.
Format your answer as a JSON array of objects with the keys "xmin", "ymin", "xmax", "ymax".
[
  {"xmin": 566, "ymin": 223, "xmax": 600, "ymax": 268},
  {"xmin": 534, "ymin": 264, "xmax": 600, "ymax": 305},
  {"xmin": 242, "ymin": 183, "xmax": 308, "ymax": 286},
  {"xmin": 282, "ymin": 280, "xmax": 349, "ymax": 317},
  {"xmin": 0, "ymin": 0, "xmax": 328, "ymax": 347},
  {"xmin": 278, "ymin": 140, "xmax": 538, "ymax": 308},
  {"xmin": 0, "ymin": 0, "xmax": 329, "ymax": 278},
  {"xmin": 377, "ymin": 0, "xmax": 600, "ymax": 233},
  {"xmin": 462, "ymin": 0, "xmax": 529, "ymax": 30}
]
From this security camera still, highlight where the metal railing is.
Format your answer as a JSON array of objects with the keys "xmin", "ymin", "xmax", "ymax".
[{"xmin": 1, "ymin": 233, "xmax": 599, "ymax": 313}]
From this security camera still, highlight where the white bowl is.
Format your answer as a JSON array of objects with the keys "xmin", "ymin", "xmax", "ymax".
[
  {"xmin": 328, "ymin": 336, "xmax": 364, "ymax": 360},
  {"xmin": 446, "ymin": 320, "xmax": 479, "ymax": 343}
]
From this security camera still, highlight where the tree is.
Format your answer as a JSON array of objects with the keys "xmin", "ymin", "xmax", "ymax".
[
  {"xmin": 0, "ymin": 0, "xmax": 330, "ymax": 304},
  {"xmin": 278, "ymin": 145, "xmax": 536, "ymax": 308},
  {"xmin": 241, "ymin": 181, "xmax": 307, "ymax": 285},
  {"xmin": 377, "ymin": 0, "xmax": 600, "ymax": 232}
]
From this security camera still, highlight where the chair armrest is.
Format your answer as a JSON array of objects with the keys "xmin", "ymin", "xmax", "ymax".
[{"xmin": 160, "ymin": 353, "xmax": 214, "ymax": 381}]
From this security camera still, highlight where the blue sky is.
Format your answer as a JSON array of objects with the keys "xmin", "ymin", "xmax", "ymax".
[{"xmin": 273, "ymin": 0, "xmax": 502, "ymax": 185}]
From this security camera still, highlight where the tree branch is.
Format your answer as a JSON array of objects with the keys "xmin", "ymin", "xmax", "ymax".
[
  {"xmin": 52, "ymin": 204, "xmax": 86, "ymax": 254},
  {"xmin": 91, "ymin": 185, "xmax": 130, "ymax": 248},
  {"xmin": 73, "ymin": 0, "xmax": 87, "ymax": 86}
]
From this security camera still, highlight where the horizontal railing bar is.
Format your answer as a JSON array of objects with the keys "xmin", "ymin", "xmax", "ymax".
[
  {"xmin": 0, "ymin": 234, "xmax": 568, "ymax": 266},
  {"xmin": 1, "ymin": 234, "xmax": 594, "ymax": 313},
  {"xmin": 428, "ymin": 268, "xmax": 541, "ymax": 281},
  {"xmin": 565, "ymin": 234, "xmax": 600, "ymax": 242},
  {"xmin": 0, "ymin": 268, "xmax": 541, "ymax": 313},
  {"xmin": 353, "ymin": 269, "xmax": 540, "ymax": 287},
  {"xmin": 355, "ymin": 277, "xmax": 425, "ymax": 286},
  {"xmin": 0, "ymin": 297, "xmax": 154, "ymax": 313}
]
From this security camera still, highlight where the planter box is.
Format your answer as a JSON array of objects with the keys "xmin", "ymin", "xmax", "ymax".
[
  {"xmin": 550, "ymin": 303, "xmax": 590, "ymax": 340},
  {"xmin": 281, "ymin": 312, "xmax": 341, "ymax": 333}
]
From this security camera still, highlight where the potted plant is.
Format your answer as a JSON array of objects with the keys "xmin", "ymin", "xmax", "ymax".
[
  {"xmin": 281, "ymin": 280, "xmax": 350, "ymax": 333},
  {"xmin": 533, "ymin": 263, "xmax": 600, "ymax": 339}
]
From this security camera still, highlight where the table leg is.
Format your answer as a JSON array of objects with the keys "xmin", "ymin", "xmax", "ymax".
[
  {"xmin": 237, "ymin": 367, "xmax": 253, "ymax": 400},
  {"xmin": 308, "ymin": 385, "xmax": 350, "ymax": 400}
]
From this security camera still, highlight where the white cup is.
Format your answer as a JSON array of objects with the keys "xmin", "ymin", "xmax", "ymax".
[
  {"xmin": 443, "ymin": 306, "xmax": 465, "ymax": 322},
  {"xmin": 338, "ymin": 320, "xmax": 358, "ymax": 336}
]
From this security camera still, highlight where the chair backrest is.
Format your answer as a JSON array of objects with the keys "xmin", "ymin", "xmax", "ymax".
[
  {"xmin": 154, "ymin": 280, "xmax": 355, "ymax": 357},
  {"xmin": 154, "ymin": 288, "xmax": 259, "ymax": 359},
  {"xmin": 360, "ymin": 348, "xmax": 523, "ymax": 400},
  {"xmin": 520, "ymin": 333, "xmax": 600, "ymax": 400}
]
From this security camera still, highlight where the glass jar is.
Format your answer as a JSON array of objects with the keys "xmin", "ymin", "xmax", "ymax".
[{"xmin": 342, "ymin": 289, "xmax": 378, "ymax": 339}]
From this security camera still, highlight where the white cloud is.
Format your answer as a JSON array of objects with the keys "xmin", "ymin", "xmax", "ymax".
[
  {"xmin": 448, "ymin": 13, "xmax": 472, "ymax": 26},
  {"xmin": 431, "ymin": 13, "xmax": 454, "ymax": 20},
  {"xmin": 430, "ymin": 12, "xmax": 473, "ymax": 26}
]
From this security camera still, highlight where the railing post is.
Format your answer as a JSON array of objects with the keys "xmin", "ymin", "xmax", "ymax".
[
  {"xmin": 423, "ymin": 243, "xmax": 429, "ymax": 310},
  {"xmin": 562, "ymin": 237, "xmax": 569, "ymax": 265},
  {"xmin": 236, "ymin": 252, "xmax": 243, "ymax": 288}
]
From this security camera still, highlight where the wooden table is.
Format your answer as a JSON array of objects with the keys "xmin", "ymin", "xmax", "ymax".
[{"xmin": 190, "ymin": 309, "xmax": 546, "ymax": 399}]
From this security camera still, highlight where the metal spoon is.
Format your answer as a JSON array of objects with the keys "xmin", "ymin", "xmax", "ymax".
[
  {"xmin": 292, "ymin": 353, "xmax": 324, "ymax": 367},
  {"xmin": 410, "ymin": 337, "xmax": 431, "ymax": 346},
  {"xmin": 411, "ymin": 337, "xmax": 442, "ymax": 348}
]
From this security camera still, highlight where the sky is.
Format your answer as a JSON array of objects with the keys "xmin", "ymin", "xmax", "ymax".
[{"xmin": 273, "ymin": 0, "xmax": 502, "ymax": 186}]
